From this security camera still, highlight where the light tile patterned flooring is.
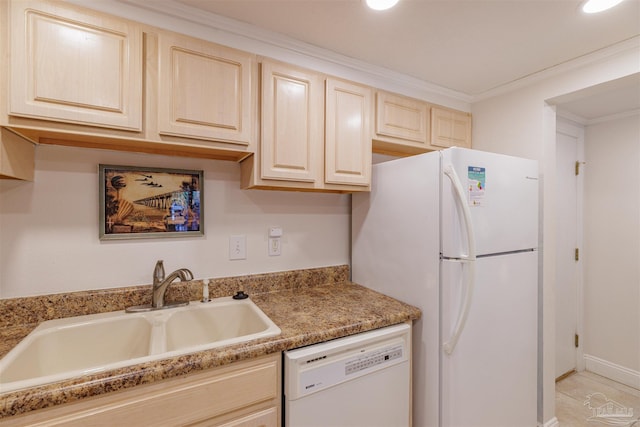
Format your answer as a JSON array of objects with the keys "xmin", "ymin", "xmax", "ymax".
[{"xmin": 556, "ymin": 371, "xmax": 640, "ymax": 426}]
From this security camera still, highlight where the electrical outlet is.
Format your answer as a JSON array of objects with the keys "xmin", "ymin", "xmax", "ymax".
[
  {"xmin": 229, "ymin": 235, "xmax": 246, "ymax": 260},
  {"xmin": 268, "ymin": 237, "xmax": 281, "ymax": 256}
]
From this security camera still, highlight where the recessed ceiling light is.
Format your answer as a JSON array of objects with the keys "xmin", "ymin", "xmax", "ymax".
[
  {"xmin": 365, "ymin": 0, "xmax": 400, "ymax": 11},
  {"xmin": 582, "ymin": 0, "xmax": 625, "ymax": 13}
]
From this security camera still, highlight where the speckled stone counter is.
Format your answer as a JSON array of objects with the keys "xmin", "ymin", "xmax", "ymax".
[{"xmin": 0, "ymin": 265, "xmax": 421, "ymax": 420}]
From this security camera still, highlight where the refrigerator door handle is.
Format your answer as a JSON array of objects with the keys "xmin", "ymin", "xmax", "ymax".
[
  {"xmin": 443, "ymin": 164, "xmax": 476, "ymax": 355},
  {"xmin": 443, "ymin": 260, "xmax": 475, "ymax": 355},
  {"xmin": 443, "ymin": 164, "xmax": 476, "ymax": 261}
]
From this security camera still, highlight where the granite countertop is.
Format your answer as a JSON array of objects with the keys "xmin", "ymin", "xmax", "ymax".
[{"xmin": 0, "ymin": 266, "xmax": 421, "ymax": 419}]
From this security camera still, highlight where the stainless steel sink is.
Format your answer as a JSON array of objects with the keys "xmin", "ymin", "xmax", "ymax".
[{"xmin": 0, "ymin": 297, "xmax": 280, "ymax": 393}]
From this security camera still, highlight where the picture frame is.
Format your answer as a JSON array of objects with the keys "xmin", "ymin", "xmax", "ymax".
[{"xmin": 99, "ymin": 165, "xmax": 203, "ymax": 240}]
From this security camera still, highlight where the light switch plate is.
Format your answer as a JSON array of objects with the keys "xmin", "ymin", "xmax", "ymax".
[
  {"xmin": 268, "ymin": 237, "xmax": 281, "ymax": 256},
  {"xmin": 229, "ymin": 235, "xmax": 246, "ymax": 260}
]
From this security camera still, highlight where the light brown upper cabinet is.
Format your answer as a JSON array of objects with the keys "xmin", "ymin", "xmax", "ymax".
[
  {"xmin": 157, "ymin": 32, "xmax": 255, "ymax": 146},
  {"xmin": 1, "ymin": 0, "xmax": 256, "ymax": 164},
  {"xmin": 0, "ymin": 129, "xmax": 35, "ymax": 181},
  {"xmin": 8, "ymin": 0, "xmax": 143, "ymax": 131},
  {"xmin": 259, "ymin": 59, "xmax": 324, "ymax": 184},
  {"xmin": 0, "ymin": 0, "xmax": 470, "ymax": 184},
  {"xmin": 240, "ymin": 59, "xmax": 371, "ymax": 193},
  {"xmin": 373, "ymin": 90, "xmax": 473, "ymax": 155},
  {"xmin": 325, "ymin": 78, "xmax": 372, "ymax": 187},
  {"xmin": 430, "ymin": 106, "xmax": 472, "ymax": 149},
  {"xmin": 373, "ymin": 90, "xmax": 430, "ymax": 156}
]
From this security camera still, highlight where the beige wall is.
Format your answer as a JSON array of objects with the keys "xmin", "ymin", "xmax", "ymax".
[
  {"xmin": 584, "ymin": 114, "xmax": 640, "ymax": 374},
  {"xmin": 0, "ymin": 145, "xmax": 351, "ymax": 298}
]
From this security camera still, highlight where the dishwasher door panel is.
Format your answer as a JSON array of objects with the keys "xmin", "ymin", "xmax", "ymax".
[
  {"xmin": 286, "ymin": 360, "xmax": 410, "ymax": 427},
  {"xmin": 284, "ymin": 323, "xmax": 411, "ymax": 427}
]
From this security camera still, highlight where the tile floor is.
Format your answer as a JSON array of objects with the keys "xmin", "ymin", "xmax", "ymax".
[{"xmin": 556, "ymin": 371, "xmax": 640, "ymax": 426}]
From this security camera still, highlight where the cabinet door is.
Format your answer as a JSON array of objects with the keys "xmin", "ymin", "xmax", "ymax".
[
  {"xmin": 158, "ymin": 32, "xmax": 254, "ymax": 145},
  {"xmin": 375, "ymin": 90, "xmax": 430, "ymax": 150},
  {"xmin": 9, "ymin": 0, "xmax": 142, "ymax": 130},
  {"xmin": 260, "ymin": 60, "xmax": 323, "ymax": 183},
  {"xmin": 325, "ymin": 78, "xmax": 371, "ymax": 186},
  {"xmin": 430, "ymin": 107, "xmax": 472, "ymax": 148},
  {"xmin": 0, "ymin": 355, "xmax": 280, "ymax": 427}
]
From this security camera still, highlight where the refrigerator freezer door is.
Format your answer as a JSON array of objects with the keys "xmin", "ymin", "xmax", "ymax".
[
  {"xmin": 440, "ymin": 251, "xmax": 538, "ymax": 426},
  {"xmin": 441, "ymin": 147, "xmax": 539, "ymax": 258}
]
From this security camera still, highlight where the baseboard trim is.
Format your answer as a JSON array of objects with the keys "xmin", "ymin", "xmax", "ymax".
[
  {"xmin": 584, "ymin": 354, "xmax": 640, "ymax": 390},
  {"xmin": 542, "ymin": 416, "xmax": 559, "ymax": 427},
  {"xmin": 555, "ymin": 369, "xmax": 576, "ymax": 382}
]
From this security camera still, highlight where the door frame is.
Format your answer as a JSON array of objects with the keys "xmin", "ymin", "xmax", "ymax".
[{"xmin": 556, "ymin": 116, "xmax": 585, "ymax": 374}]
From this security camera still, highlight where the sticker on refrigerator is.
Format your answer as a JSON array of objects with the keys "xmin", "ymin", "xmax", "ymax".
[{"xmin": 468, "ymin": 166, "xmax": 485, "ymax": 206}]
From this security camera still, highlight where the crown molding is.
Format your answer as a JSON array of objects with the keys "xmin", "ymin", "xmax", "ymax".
[
  {"xmin": 472, "ymin": 36, "xmax": 640, "ymax": 102},
  {"xmin": 557, "ymin": 107, "xmax": 640, "ymax": 126},
  {"xmin": 66, "ymin": 0, "xmax": 638, "ymax": 110},
  {"xmin": 127, "ymin": 0, "xmax": 466, "ymax": 93},
  {"xmin": 556, "ymin": 110, "xmax": 589, "ymax": 126},
  {"xmin": 586, "ymin": 108, "xmax": 640, "ymax": 125},
  {"xmin": 90, "ymin": 0, "xmax": 473, "ymax": 109}
]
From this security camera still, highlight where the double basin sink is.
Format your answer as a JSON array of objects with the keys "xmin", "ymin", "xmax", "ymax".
[{"xmin": 0, "ymin": 297, "xmax": 281, "ymax": 393}]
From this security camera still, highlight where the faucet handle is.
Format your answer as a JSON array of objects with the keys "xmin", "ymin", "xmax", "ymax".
[
  {"xmin": 202, "ymin": 279, "xmax": 210, "ymax": 303},
  {"xmin": 153, "ymin": 260, "xmax": 165, "ymax": 285}
]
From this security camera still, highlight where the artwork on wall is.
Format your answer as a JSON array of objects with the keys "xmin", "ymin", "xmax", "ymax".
[{"xmin": 99, "ymin": 165, "xmax": 203, "ymax": 240}]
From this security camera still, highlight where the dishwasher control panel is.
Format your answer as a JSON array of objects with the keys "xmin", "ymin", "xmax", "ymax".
[
  {"xmin": 284, "ymin": 323, "xmax": 411, "ymax": 399},
  {"xmin": 345, "ymin": 344, "xmax": 404, "ymax": 375}
]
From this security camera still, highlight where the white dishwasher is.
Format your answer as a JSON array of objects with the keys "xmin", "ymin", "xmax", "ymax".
[{"xmin": 284, "ymin": 323, "xmax": 411, "ymax": 427}]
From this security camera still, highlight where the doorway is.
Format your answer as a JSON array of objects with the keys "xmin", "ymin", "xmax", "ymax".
[{"xmin": 555, "ymin": 118, "xmax": 584, "ymax": 380}]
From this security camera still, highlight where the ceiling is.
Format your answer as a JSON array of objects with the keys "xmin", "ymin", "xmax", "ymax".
[{"xmin": 133, "ymin": 0, "xmax": 640, "ymax": 120}]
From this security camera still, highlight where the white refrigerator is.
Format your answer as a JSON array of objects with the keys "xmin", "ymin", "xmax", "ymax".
[{"xmin": 352, "ymin": 147, "xmax": 539, "ymax": 427}]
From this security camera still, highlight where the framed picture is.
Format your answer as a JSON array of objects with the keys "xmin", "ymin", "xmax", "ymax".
[{"xmin": 99, "ymin": 165, "xmax": 203, "ymax": 240}]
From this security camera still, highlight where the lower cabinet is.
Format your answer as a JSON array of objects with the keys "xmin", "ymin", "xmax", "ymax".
[
  {"xmin": 198, "ymin": 407, "xmax": 278, "ymax": 427},
  {"xmin": 0, "ymin": 354, "xmax": 280, "ymax": 427}
]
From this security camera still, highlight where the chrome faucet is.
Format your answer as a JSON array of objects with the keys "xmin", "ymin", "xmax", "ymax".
[{"xmin": 152, "ymin": 260, "xmax": 194, "ymax": 308}]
